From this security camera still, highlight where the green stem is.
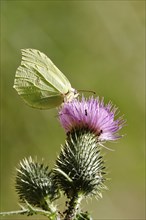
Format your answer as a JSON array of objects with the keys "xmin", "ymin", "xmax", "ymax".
[
  {"xmin": 64, "ymin": 194, "xmax": 82, "ymax": 220},
  {"xmin": 0, "ymin": 209, "xmax": 28, "ymax": 216},
  {"xmin": 0, "ymin": 203, "xmax": 60, "ymax": 220},
  {"xmin": 0, "ymin": 208, "xmax": 50, "ymax": 216}
]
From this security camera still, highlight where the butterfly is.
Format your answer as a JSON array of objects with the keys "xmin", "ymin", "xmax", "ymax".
[{"xmin": 13, "ymin": 49, "xmax": 78, "ymax": 109}]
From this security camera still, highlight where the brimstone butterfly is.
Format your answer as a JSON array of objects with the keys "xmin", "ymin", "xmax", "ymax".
[{"xmin": 13, "ymin": 49, "xmax": 78, "ymax": 109}]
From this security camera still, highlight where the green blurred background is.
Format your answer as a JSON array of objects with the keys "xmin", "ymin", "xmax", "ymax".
[{"xmin": 1, "ymin": 1, "xmax": 145, "ymax": 219}]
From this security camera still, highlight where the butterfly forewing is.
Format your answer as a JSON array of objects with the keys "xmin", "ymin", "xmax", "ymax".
[{"xmin": 21, "ymin": 49, "xmax": 72, "ymax": 93}]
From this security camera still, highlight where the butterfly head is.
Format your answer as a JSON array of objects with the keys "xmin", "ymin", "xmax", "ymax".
[{"xmin": 64, "ymin": 88, "xmax": 79, "ymax": 103}]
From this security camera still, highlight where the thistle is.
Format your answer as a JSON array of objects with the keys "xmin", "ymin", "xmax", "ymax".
[{"xmin": 54, "ymin": 96, "xmax": 125, "ymax": 219}]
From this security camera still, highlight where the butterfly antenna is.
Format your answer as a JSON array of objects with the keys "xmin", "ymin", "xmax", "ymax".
[{"xmin": 78, "ymin": 89, "xmax": 96, "ymax": 94}]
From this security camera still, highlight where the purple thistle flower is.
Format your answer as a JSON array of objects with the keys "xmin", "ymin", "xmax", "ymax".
[{"xmin": 59, "ymin": 96, "xmax": 125, "ymax": 142}]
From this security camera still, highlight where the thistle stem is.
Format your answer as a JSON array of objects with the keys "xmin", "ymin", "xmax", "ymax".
[
  {"xmin": 0, "ymin": 204, "xmax": 59, "ymax": 220},
  {"xmin": 0, "ymin": 208, "xmax": 50, "ymax": 217},
  {"xmin": 64, "ymin": 193, "xmax": 82, "ymax": 220},
  {"xmin": 0, "ymin": 209, "xmax": 28, "ymax": 216}
]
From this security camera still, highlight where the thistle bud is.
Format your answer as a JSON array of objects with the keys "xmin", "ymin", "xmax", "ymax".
[{"xmin": 16, "ymin": 157, "xmax": 59, "ymax": 211}]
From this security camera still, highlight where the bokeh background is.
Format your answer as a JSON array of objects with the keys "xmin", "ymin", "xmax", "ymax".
[{"xmin": 1, "ymin": 1, "xmax": 145, "ymax": 219}]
